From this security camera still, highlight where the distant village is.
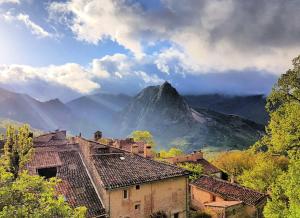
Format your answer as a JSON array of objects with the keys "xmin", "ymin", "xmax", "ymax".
[{"xmin": 21, "ymin": 129, "xmax": 268, "ymax": 218}]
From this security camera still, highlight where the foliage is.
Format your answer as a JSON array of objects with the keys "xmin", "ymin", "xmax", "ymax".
[
  {"xmin": 159, "ymin": 147, "xmax": 183, "ymax": 159},
  {"xmin": 245, "ymin": 54, "xmax": 300, "ymax": 217},
  {"xmin": 266, "ymin": 102, "xmax": 300, "ymax": 153},
  {"xmin": 238, "ymin": 153, "xmax": 288, "ymax": 192},
  {"xmin": 130, "ymin": 130, "xmax": 156, "ymax": 149},
  {"xmin": 264, "ymin": 152, "xmax": 300, "ymax": 218},
  {"xmin": 0, "ymin": 125, "xmax": 87, "ymax": 217},
  {"xmin": 0, "ymin": 167, "xmax": 86, "ymax": 218},
  {"xmin": 150, "ymin": 211, "xmax": 167, "ymax": 218},
  {"xmin": 267, "ymin": 55, "xmax": 300, "ymax": 113},
  {"xmin": 2, "ymin": 125, "xmax": 33, "ymax": 180},
  {"xmin": 212, "ymin": 150, "xmax": 255, "ymax": 179},
  {"xmin": 178, "ymin": 162, "xmax": 202, "ymax": 181}
]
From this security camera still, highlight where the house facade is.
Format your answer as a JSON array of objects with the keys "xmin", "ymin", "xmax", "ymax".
[{"xmin": 190, "ymin": 175, "xmax": 268, "ymax": 218}]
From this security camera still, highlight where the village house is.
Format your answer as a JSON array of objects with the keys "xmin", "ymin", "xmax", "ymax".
[
  {"xmin": 27, "ymin": 130, "xmax": 190, "ymax": 218},
  {"xmin": 190, "ymin": 175, "xmax": 268, "ymax": 218},
  {"xmin": 164, "ymin": 150, "xmax": 224, "ymax": 178}
]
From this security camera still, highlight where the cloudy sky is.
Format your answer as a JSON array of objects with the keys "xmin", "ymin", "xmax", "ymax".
[{"xmin": 0, "ymin": 0, "xmax": 299, "ymax": 101}]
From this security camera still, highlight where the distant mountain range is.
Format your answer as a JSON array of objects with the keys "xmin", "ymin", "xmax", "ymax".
[
  {"xmin": 0, "ymin": 84, "xmax": 266, "ymax": 152},
  {"xmin": 184, "ymin": 94, "xmax": 268, "ymax": 124}
]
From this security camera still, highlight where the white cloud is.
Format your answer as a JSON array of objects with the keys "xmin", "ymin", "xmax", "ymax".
[
  {"xmin": 155, "ymin": 47, "xmax": 199, "ymax": 75},
  {"xmin": 0, "ymin": 0, "xmax": 20, "ymax": 4},
  {"xmin": 0, "ymin": 63, "xmax": 100, "ymax": 93},
  {"xmin": 134, "ymin": 71, "xmax": 164, "ymax": 84},
  {"xmin": 48, "ymin": 0, "xmax": 144, "ymax": 57},
  {"xmin": 1, "ymin": 12, "xmax": 53, "ymax": 38},
  {"xmin": 48, "ymin": 0, "xmax": 300, "ymax": 74},
  {"xmin": 0, "ymin": 53, "xmax": 164, "ymax": 95}
]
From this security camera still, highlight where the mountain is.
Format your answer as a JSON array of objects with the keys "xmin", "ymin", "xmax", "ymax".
[
  {"xmin": 120, "ymin": 82, "xmax": 264, "ymax": 152},
  {"xmin": 67, "ymin": 93, "xmax": 132, "ymax": 136},
  {"xmin": 0, "ymin": 88, "xmax": 93, "ymax": 134},
  {"xmin": 184, "ymin": 94, "xmax": 268, "ymax": 124}
]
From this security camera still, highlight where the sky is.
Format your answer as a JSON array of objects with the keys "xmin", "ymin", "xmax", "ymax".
[{"xmin": 0, "ymin": 0, "xmax": 299, "ymax": 102}]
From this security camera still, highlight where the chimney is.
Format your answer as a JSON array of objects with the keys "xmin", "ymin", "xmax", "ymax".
[
  {"xmin": 94, "ymin": 131, "xmax": 102, "ymax": 141},
  {"xmin": 191, "ymin": 150, "xmax": 203, "ymax": 162},
  {"xmin": 144, "ymin": 144, "xmax": 153, "ymax": 158},
  {"xmin": 28, "ymin": 132, "xmax": 34, "ymax": 138},
  {"xmin": 125, "ymin": 138, "xmax": 134, "ymax": 143},
  {"xmin": 131, "ymin": 144, "xmax": 139, "ymax": 154}
]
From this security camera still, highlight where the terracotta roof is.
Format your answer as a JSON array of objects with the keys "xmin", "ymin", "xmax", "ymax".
[
  {"xmin": 33, "ymin": 131, "xmax": 67, "ymax": 147},
  {"xmin": 192, "ymin": 175, "xmax": 267, "ymax": 206},
  {"xmin": 28, "ymin": 151, "xmax": 62, "ymax": 170},
  {"xmin": 93, "ymin": 153, "xmax": 190, "ymax": 189},
  {"xmin": 56, "ymin": 151, "xmax": 106, "ymax": 217}
]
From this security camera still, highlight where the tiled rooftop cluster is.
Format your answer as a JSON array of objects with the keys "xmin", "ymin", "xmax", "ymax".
[
  {"xmin": 192, "ymin": 175, "xmax": 267, "ymax": 206},
  {"xmin": 93, "ymin": 152, "xmax": 190, "ymax": 189}
]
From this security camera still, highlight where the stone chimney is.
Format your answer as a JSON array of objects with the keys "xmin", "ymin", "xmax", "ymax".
[
  {"xmin": 144, "ymin": 144, "xmax": 153, "ymax": 158},
  {"xmin": 191, "ymin": 150, "xmax": 203, "ymax": 161},
  {"xmin": 131, "ymin": 144, "xmax": 139, "ymax": 154},
  {"xmin": 94, "ymin": 131, "xmax": 102, "ymax": 141}
]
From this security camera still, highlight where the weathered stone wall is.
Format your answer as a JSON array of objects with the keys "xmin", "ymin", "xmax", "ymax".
[{"xmin": 108, "ymin": 176, "xmax": 188, "ymax": 218}]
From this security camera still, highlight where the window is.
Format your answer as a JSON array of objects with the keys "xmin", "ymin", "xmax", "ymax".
[
  {"xmin": 135, "ymin": 204, "xmax": 140, "ymax": 210},
  {"xmin": 123, "ymin": 190, "xmax": 128, "ymax": 199},
  {"xmin": 212, "ymin": 195, "xmax": 216, "ymax": 201},
  {"xmin": 37, "ymin": 167, "xmax": 57, "ymax": 179},
  {"xmin": 173, "ymin": 212, "xmax": 179, "ymax": 218},
  {"xmin": 136, "ymin": 185, "xmax": 140, "ymax": 190}
]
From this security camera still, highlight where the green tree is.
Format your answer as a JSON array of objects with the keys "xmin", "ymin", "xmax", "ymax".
[
  {"xmin": 2, "ymin": 125, "xmax": 33, "ymax": 179},
  {"xmin": 238, "ymin": 153, "xmax": 288, "ymax": 192},
  {"xmin": 130, "ymin": 130, "xmax": 156, "ymax": 148},
  {"xmin": 0, "ymin": 125, "xmax": 87, "ymax": 217},
  {"xmin": 0, "ymin": 168, "xmax": 86, "ymax": 217},
  {"xmin": 178, "ymin": 162, "xmax": 202, "ymax": 181},
  {"xmin": 264, "ymin": 152, "xmax": 300, "ymax": 218},
  {"xmin": 159, "ymin": 147, "xmax": 183, "ymax": 159},
  {"xmin": 267, "ymin": 55, "xmax": 300, "ymax": 113},
  {"xmin": 212, "ymin": 151, "xmax": 254, "ymax": 180}
]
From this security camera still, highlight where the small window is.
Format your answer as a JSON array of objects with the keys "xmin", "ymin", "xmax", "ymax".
[
  {"xmin": 173, "ymin": 212, "xmax": 179, "ymax": 218},
  {"xmin": 37, "ymin": 167, "xmax": 57, "ymax": 179},
  {"xmin": 212, "ymin": 195, "xmax": 216, "ymax": 201},
  {"xmin": 135, "ymin": 204, "xmax": 140, "ymax": 210},
  {"xmin": 136, "ymin": 185, "xmax": 140, "ymax": 190},
  {"xmin": 123, "ymin": 190, "xmax": 128, "ymax": 199}
]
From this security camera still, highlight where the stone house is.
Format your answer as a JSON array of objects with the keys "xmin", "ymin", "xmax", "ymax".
[
  {"xmin": 28, "ymin": 131, "xmax": 190, "ymax": 218},
  {"xmin": 190, "ymin": 175, "xmax": 268, "ymax": 218}
]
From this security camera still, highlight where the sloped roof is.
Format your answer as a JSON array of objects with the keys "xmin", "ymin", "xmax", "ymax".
[
  {"xmin": 192, "ymin": 175, "xmax": 267, "ymax": 206},
  {"xmin": 33, "ymin": 131, "xmax": 67, "ymax": 147},
  {"xmin": 56, "ymin": 151, "xmax": 106, "ymax": 217},
  {"xmin": 93, "ymin": 152, "xmax": 190, "ymax": 189}
]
